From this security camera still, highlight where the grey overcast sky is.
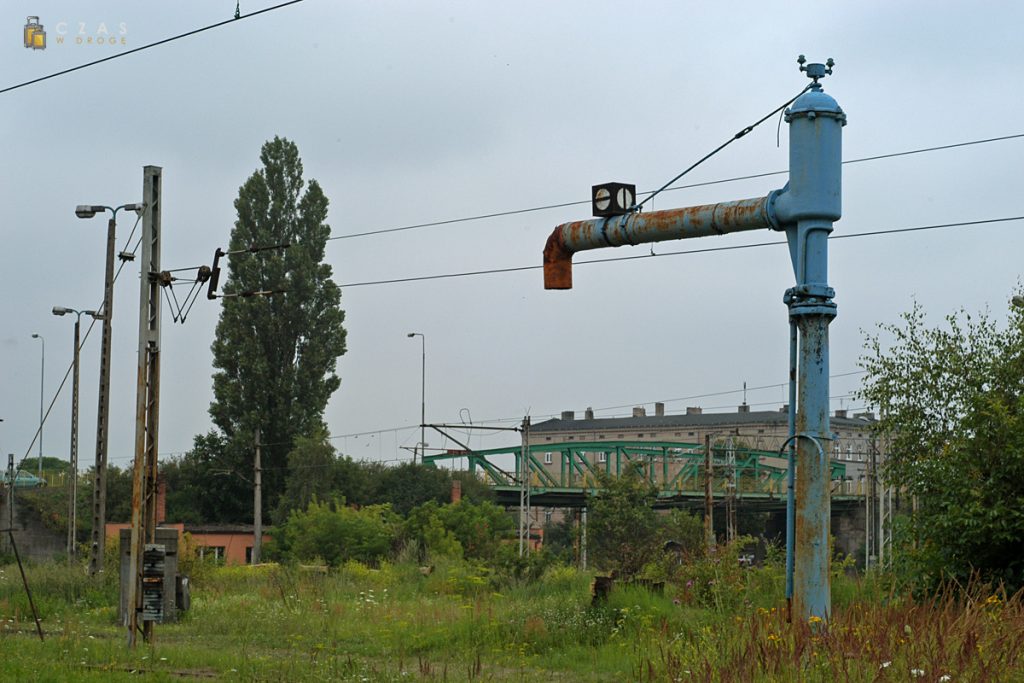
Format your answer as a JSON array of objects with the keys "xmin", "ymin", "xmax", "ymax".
[{"xmin": 2, "ymin": 1, "xmax": 1022, "ymax": 472}]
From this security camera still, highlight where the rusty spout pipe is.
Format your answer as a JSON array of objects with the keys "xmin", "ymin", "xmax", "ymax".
[{"xmin": 543, "ymin": 195, "xmax": 776, "ymax": 289}]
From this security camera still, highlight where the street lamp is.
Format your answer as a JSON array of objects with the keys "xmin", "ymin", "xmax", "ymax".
[
  {"xmin": 30, "ymin": 334, "xmax": 44, "ymax": 480},
  {"xmin": 52, "ymin": 306, "xmax": 102, "ymax": 560},
  {"xmin": 76, "ymin": 201, "xmax": 142, "ymax": 575},
  {"xmin": 407, "ymin": 332, "xmax": 426, "ymax": 464}
]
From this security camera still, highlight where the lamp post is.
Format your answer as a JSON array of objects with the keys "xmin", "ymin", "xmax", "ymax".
[
  {"xmin": 407, "ymin": 332, "xmax": 426, "ymax": 463},
  {"xmin": 75, "ymin": 201, "xmax": 142, "ymax": 575},
  {"xmin": 52, "ymin": 306, "xmax": 102, "ymax": 560},
  {"xmin": 30, "ymin": 334, "xmax": 44, "ymax": 481}
]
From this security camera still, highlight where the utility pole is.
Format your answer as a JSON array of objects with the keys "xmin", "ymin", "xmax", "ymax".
[
  {"xmin": 704, "ymin": 434, "xmax": 714, "ymax": 554},
  {"xmin": 518, "ymin": 416, "xmax": 530, "ymax": 557},
  {"xmin": 67, "ymin": 318, "xmax": 81, "ymax": 560},
  {"xmin": 31, "ymin": 334, "xmax": 44, "ymax": 481},
  {"xmin": 127, "ymin": 166, "xmax": 162, "ymax": 648},
  {"xmin": 89, "ymin": 214, "xmax": 117, "ymax": 576},
  {"xmin": 252, "ymin": 426, "xmax": 262, "ymax": 565},
  {"xmin": 725, "ymin": 435, "xmax": 737, "ymax": 544}
]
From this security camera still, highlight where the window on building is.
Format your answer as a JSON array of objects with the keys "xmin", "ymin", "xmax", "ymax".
[
  {"xmin": 598, "ymin": 434, "xmax": 606, "ymax": 439},
  {"xmin": 568, "ymin": 436, "xmax": 574, "ymax": 440},
  {"xmin": 618, "ymin": 434, "xmax": 624, "ymax": 438},
  {"xmin": 688, "ymin": 432, "xmax": 695, "ymax": 437},
  {"xmin": 198, "ymin": 546, "xmax": 226, "ymax": 562},
  {"xmin": 245, "ymin": 546, "xmax": 254, "ymax": 564},
  {"xmin": 544, "ymin": 509, "xmax": 553, "ymax": 524},
  {"xmin": 757, "ymin": 429, "xmax": 765, "ymax": 434},
  {"xmin": 545, "ymin": 437, "xmax": 552, "ymax": 441},
  {"xmin": 544, "ymin": 452, "xmax": 553, "ymax": 465},
  {"xmin": 598, "ymin": 452, "xmax": 607, "ymax": 463}
]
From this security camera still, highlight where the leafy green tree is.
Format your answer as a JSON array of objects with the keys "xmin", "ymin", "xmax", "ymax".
[
  {"xmin": 162, "ymin": 432, "xmax": 246, "ymax": 523},
  {"xmin": 208, "ymin": 136, "xmax": 347, "ymax": 515},
  {"xmin": 587, "ymin": 466, "xmax": 662, "ymax": 577},
  {"xmin": 403, "ymin": 501, "xmax": 463, "ymax": 560},
  {"xmin": 858, "ymin": 296, "xmax": 1024, "ymax": 590},
  {"xmin": 437, "ymin": 500, "xmax": 513, "ymax": 561},
  {"xmin": 280, "ymin": 499, "xmax": 399, "ymax": 567},
  {"xmin": 273, "ymin": 430, "xmax": 338, "ymax": 525},
  {"xmin": 373, "ymin": 463, "xmax": 453, "ymax": 516}
]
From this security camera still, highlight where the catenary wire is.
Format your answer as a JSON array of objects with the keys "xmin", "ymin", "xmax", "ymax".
[
  {"xmin": 0, "ymin": 1, "xmax": 305, "ymax": 96},
  {"xmin": 337, "ymin": 215, "xmax": 1024, "ymax": 288},
  {"xmin": 17, "ymin": 216, "xmax": 144, "ymax": 471},
  {"xmin": 327, "ymin": 133, "xmax": 1024, "ymax": 242}
]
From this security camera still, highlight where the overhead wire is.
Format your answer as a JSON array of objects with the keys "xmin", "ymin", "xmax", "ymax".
[
  {"xmin": 337, "ymin": 215, "xmax": 1024, "ymax": 288},
  {"xmin": 326, "ymin": 133, "xmax": 1024, "ymax": 242},
  {"xmin": 0, "ymin": 1, "xmax": 306, "ymax": 96},
  {"xmin": 17, "ymin": 213, "xmax": 144, "ymax": 472}
]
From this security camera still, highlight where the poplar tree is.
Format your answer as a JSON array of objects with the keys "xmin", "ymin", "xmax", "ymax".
[{"xmin": 207, "ymin": 136, "xmax": 347, "ymax": 516}]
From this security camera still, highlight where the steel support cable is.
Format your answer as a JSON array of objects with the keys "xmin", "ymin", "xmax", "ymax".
[
  {"xmin": 633, "ymin": 85, "xmax": 811, "ymax": 212},
  {"xmin": 337, "ymin": 215, "xmax": 1024, "ymax": 288},
  {"xmin": 0, "ymin": 1, "xmax": 306, "ymax": 96},
  {"xmin": 327, "ymin": 133, "xmax": 1024, "ymax": 242}
]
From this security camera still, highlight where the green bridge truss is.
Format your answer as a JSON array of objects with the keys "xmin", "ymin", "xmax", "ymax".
[{"xmin": 423, "ymin": 440, "xmax": 857, "ymax": 511}]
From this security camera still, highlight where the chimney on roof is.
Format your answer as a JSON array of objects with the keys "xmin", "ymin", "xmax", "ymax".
[
  {"xmin": 632, "ymin": 406, "xmax": 647, "ymax": 418},
  {"xmin": 779, "ymin": 404, "xmax": 789, "ymax": 413},
  {"xmin": 738, "ymin": 403, "xmax": 750, "ymax": 413},
  {"xmin": 561, "ymin": 410, "xmax": 574, "ymax": 421},
  {"xmin": 585, "ymin": 407, "xmax": 594, "ymax": 420},
  {"xmin": 686, "ymin": 406, "xmax": 702, "ymax": 415},
  {"xmin": 834, "ymin": 409, "xmax": 848, "ymax": 419},
  {"xmin": 655, "ymin": 402, "xmax": 665, "ymax": 417}
]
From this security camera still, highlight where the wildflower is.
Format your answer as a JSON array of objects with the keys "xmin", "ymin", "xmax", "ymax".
[
  {"xmin": 808, "ymin": 615, "xmax": 823, "ymax": 625},
  {"xmin": 880, "ymin": 661, "xmax": 891, "ymax": 669},
  {"xmin": 938, "ymin": 676, "xmax": 951, "ymax": 682},
  {"xmin": 911, "ymin": 669, "xmax": 925, "ymax": 678}
]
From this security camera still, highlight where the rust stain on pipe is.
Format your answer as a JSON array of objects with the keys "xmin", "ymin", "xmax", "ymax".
[
  {"xmin": 543, "ymin": 228, "xmax": 573, "ymax": 289},
  {"xmin": 542, "ymin": 196, "xmax": 772, "ymax": 290}
]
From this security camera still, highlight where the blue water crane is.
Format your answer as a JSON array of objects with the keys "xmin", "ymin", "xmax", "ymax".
[{"xmin": 542, "ymin": 56, "xmax": 845, "ymax": 622}]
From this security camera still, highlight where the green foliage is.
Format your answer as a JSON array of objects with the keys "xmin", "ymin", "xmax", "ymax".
[
  {"xmin": 403, "ymin": 500, "xmax": 514, "ymax": 563},
  {"xmin": 587, "ymin": 466, "xmax": 662, "ymax": 577},
  {"xmin": 280, "ymin": 499, "xmax": 399, "ymax": 567},
  {"xmin": 273, "ymin": 430, "xmax": 348, "ymax": 524},
  {"xmin": 209, "ymin": 136, "xmax": 347, "ymax": 514},
  {"xmin": 403, "ymin": 501, "xmax": 462, "ymax": 561},
  {"xmin": 372, "ymin": 463, "xmax": 454, "ymax": 516},
  {"xmin": 162, "ymin": 432, "xmax": 244, "ymax": 523},
  {"xmin": 859, "ymin": 295, "xmax": 1024, "ymax": 591}
]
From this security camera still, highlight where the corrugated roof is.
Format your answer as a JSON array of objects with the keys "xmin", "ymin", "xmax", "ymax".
[{"xmin": 532, "ymin": 410, "xmax": 874, "ymax": 433}]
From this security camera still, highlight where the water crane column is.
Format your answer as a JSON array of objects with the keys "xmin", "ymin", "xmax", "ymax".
[{"xmin": 542, "ymin": 57, "xmax": 845, "ymax": 621}]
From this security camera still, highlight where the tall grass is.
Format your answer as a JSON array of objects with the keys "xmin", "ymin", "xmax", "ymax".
[{"xmin": 0, "ymin": 556, "xmax": 1021, "ymax": 681}]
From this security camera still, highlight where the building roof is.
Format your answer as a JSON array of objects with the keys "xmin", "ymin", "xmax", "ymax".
[{"xmin": 531, "ymin": 410, "xmax": 875, "ymax": 434}]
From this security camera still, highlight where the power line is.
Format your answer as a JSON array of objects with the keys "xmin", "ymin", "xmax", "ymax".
[
  {"xmin": 0, "ymin": 1, "xmax": 305, "ymax": 96},
  {"xmin": 327, "ymin": 133, "xmax": 1024, "ymax": 242},
  {"xmin": 337, "ymin": 215, "xmax": 1024, "ymax": 288},
  {"xmin": 17, "ymin": 214, "xmax": 144, "ymax": 471}
]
